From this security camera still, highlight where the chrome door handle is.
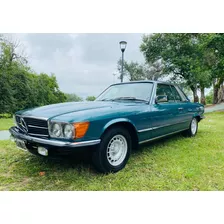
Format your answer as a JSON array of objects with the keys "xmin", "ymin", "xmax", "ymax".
[{"xmin": 178, "ymin": 107, "xmax": 184, "ymax": 111}]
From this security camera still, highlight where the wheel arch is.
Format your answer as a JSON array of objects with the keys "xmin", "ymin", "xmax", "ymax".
[
  {"xmin": 101, "ymin": 118, "xmax": 139, "ymax": 149},
  {"xmin": 193, "ymin": 113, "xmax": 203, "ymax": 123}
]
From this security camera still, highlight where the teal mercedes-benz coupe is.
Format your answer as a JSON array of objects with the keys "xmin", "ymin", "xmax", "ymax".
[{"xmin": 10, "ymin": 81, "xmax": 204, "ymax": 173}]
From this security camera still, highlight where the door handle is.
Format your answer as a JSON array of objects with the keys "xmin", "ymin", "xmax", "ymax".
[{"xmin": 178, "ymin": 107, "xmax": 184, "ymax": 111}]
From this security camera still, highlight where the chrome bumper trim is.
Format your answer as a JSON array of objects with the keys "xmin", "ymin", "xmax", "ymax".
[{"xmin": 9, "ymin": 127, "xmax": 101, "ymax": 148}]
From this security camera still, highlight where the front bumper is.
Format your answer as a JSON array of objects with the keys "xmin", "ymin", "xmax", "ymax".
[
  {"xmin": 199, "ymin": 114, "xmax": 205, "ymax": 121},
  {"xmin": 9, "ymin": 126, "xmax": 101, "ymax": 148}
]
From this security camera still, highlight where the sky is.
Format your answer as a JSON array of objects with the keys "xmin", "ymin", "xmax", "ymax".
[{"xmin": 14, "ymin": 33, "xmax": 145, "ymax": 98}]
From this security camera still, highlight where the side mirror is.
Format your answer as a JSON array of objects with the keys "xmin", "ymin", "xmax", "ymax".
[{"xmin": 155, "ymin": 95, "xmax": 168, "ymax": 103}]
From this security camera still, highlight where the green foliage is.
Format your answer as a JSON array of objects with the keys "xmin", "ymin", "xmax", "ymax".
[
  {"xmin": 117, "ymin": 58, "xmax": 164, "ymax": 81},
  {"xmin": 0, "ymin": 35, "xmax": 66, "ymax": 115},
  {"xmin": 140, "ymin": 33, "xmax": 224, "ymax": 104},
  {"xmin": 86, "ymin": 96, "xmax": 96, "ymax": 101},
  {"xmin": 140, "ymin": 34, "xmax": 214, "ymax": 103},
  {"xmin": 206, "ymin": 33, "xmax": 224, "ymax": 103},
  {"xmin": 206, "ymin": 90, "xmax": 213, "ymax": 104},
  {"xmin": 117, "ymin": 59, "xmax": 144, "ymax": 81},
  {"xmin": 65, "ymin": 93, "xmax": 83, "ymax": 102},
  {"xmin": 33, "ymin": 73, "xmax": 66, "ymax": 106},
  {"xmin": 0, "ymin": 71, "xmax": 14, "ymax": 114}
]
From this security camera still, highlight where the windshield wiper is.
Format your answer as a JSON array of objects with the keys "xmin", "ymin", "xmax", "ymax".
[
  {"xmin": 111, "ymin": 97, "xmax": 147, "ymax": 102},
  {"xmin": 100, "ymin": 98, "xmax": 113, "ymax": 101},
  {"xmin": 99, "ymin": 97, "xmax": 147, "ymax": 102}
]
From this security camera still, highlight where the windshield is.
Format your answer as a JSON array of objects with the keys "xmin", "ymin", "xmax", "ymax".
[{"xmin": 96, "ymin": 82, "xmax": 153, "ymax": 102}]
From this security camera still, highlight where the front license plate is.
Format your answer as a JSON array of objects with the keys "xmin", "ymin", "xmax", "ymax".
[{"xmin": 15, "ymin": 139, "xmax": 27, "ymax": 151}]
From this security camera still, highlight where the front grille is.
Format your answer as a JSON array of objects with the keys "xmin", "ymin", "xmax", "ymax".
[
  {"xmin": 24, "ymin": 117, "xmax": 47, "ymax": 127},
  {"xmin": 16, "ymin": 115, "xmax": 49, "ymax": 138}
]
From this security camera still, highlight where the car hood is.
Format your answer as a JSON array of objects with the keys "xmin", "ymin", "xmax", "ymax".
[{"xmin": 16, "ymin": 101, "xmax": 143, "ymax": 120}]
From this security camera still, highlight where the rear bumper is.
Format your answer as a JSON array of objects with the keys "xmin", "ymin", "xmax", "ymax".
[{"xmin": 9, "ymin": 126, "xmax": 101, "ymax": 148}]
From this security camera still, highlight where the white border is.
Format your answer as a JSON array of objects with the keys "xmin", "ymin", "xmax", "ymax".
[
  {"xmin": 0, "ymin": 0, "xmax": 224, "ymax": 32},
  {"xmin": 0, "ymin": 192, "xmax": 224, "ymax": 224},
  {"xmin": 1, "ymin": 0, "xmax": 224, "ymax": 223}
]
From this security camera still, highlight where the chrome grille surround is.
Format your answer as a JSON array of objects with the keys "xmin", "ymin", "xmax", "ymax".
[{"xmin": 15, "ymin": 115, "xmax": 49, "ymax": 138}]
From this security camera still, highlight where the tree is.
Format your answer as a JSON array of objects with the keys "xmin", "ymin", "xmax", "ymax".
[
  {"xmin": 144, "ymin": 60, "xmax": 164, "ymax": 81},
  {"xmin": 116, "ymin": 58, "xmax": 164, "ymax": 82},
  {"xmin": 0, "ymin": 35, "xmax": 28, "ymax": 68},
  {"xmin": 117, "ymin": 59, "xmax": 145, "ymax": 81},
  {"xmin": 65, "ymin": 93, "xmax": 83, "ymax": 102},
  {"xmin": 0, "ymin": 70, "xmax": 15, "ymax": 114},
  {"xmin": 34, "ymin": 73, "xmax": 66, "ymax": 106},
  {"xmin": 86, "ymin": 96, "xmax": 96, "ymax": 101},
  {"xmin": 140, "ymin": 33, "xmax": 212, "ymax": 104},
  {"xmin": 0, "ymin": 39, "xmax": 29, "ymax": 114},
  {"xmin": 0, "ymin": 35, "xmax": 66, "ymax": 115},
  {"xmin": 206, "ymin": 33, "xmax": 224, "ymax": 104}
]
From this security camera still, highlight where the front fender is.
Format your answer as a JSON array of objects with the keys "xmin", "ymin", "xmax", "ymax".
[{"xmin": 101, "ymin": 118, "xmax": 138, "ymax": 136}]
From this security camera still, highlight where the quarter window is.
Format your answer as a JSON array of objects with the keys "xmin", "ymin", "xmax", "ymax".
[
  {"xmin": 176, "ymin": 86, "xmax": 189, "ymax": 102},
  {"xmin": 170, "ymin": 86, "xmax": 182, "ymax": 102}
]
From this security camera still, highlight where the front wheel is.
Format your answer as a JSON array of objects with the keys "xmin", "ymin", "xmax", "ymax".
[
  {"xmin": 92, "ymin": 126, "xmax": 132, "ymax": 173},
  {"xmin": 183, "ymin": 117, "xmax": 198, "ymax": 137}
]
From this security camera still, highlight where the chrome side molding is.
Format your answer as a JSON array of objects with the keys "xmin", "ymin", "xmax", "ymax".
[{"xmin": 139, "ymin": 128, "xmax": 188, "ymax": 144}]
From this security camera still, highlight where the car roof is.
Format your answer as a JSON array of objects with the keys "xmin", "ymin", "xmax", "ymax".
[{"xmin": 111, "ymin": 80, "xmax": 176, "ymax": 86}]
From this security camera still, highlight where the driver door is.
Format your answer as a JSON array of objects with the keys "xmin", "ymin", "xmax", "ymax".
[{"xmin": 149, "ymin": 83, "xmax": 181, "ymax": 139}]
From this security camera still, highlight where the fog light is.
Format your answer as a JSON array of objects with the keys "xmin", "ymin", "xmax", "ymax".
[{"xmin": 38, "ymin": 147, "xmax": 48, "ymax": 156}]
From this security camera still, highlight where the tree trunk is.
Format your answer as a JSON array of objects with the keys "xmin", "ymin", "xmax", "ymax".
[
  {"xmin": 213, "ymin": 79, "xmax": 218, "ymax": 104},
  {"xmin": 217, "ymin": 83, "xmax": 224, "ymax": 103},
  {"xmin": 190, "ymin": 85, "xmax": 199, "ymax": 103},
  {"xmin": 200, "ymin": 87, "xmax": 206, "ymax": 105},
  {"xmin": 213, "ymin": 78, "xmax": 224, "ymax": 104}
]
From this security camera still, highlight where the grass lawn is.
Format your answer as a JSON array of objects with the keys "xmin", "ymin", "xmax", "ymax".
[
  {"xmin": 0, "ymin": 118, "xmax": 14, "ymax": 131},
  {"xmin": 0, "ymin": 111, "xmax": 224, "ymax": 190}
]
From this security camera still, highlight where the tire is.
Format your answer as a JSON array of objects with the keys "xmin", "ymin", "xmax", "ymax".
[
  {"xmin": 92, "ymin": 126, "xmax": 132, "ymax": 173},
  {"xmin": 183, "ymin": 117, "xmax": 198, "ymax": 137}
]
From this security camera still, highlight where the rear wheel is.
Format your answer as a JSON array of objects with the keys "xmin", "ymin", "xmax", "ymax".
[
  {"xmin": 183, "ymin": 117, "xmax": 198, "ymax": 137},
  {"xmin": 92, "ymin": 126, "xmax": 131, "ymax": 173}
]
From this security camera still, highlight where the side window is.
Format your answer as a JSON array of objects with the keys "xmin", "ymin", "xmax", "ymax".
[
  {"xmin": 170, "ymin": 86, "xmax": 182, "ymax": 102},
  {"xmin": 176, "ymin": 86, "xmax": 188, "ymax": 102},
  {"xmin": 156, "ymin": 84, "xmax": 175, "ymax": 103}
]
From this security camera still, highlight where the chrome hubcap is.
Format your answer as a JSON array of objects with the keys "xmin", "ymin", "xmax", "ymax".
[
  {"xmin": 107, "ymin": 135, "xmax": 128, "ymax": 166},
  {"xmin": 191, "ymin": 119, "xmax": 197, "ymax": 134}
]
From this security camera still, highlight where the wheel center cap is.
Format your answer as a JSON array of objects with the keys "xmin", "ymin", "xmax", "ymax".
[{"xmin": 114, "ymin": 145, "xmax": 120, "ymax": 153}]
